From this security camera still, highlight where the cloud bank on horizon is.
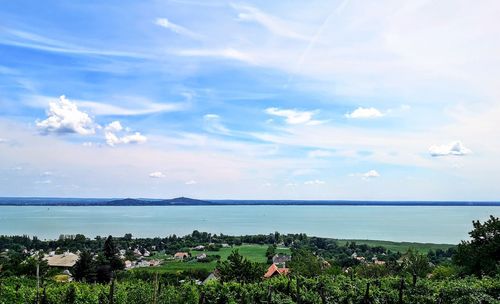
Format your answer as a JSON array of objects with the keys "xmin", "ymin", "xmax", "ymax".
[{"xmin": 0, "ymin": 0, "xmax": 499, "ymax": 200}]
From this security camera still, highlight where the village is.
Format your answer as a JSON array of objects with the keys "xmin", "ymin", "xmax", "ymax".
[{"xmin": 7, "ymin": 240, "xmax": 395, "ymax": 285}]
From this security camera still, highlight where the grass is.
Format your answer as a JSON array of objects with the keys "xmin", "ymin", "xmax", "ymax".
[
  {"xmin": 134, "ymin": 240, "xmax": 453, "ymax": 274},
  {"xmin": 339, "ymin": 239, "xmax": 455, "ymax": 254},
  {"xmin": 135, "ymin": 244, "xmax": 290, "ymax": 274}
]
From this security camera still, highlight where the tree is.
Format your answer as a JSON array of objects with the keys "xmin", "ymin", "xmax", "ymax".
[
  {"xmin": 402, "ymin": 249, "xmax": 431, "ymax": 286},
  {"xmin": 453, "ymin": 215, "xmax": 499, "ymax": 277},
  {"xmin": 265, "ymin": 245, "xmax": 276, "ymax": 264},
  {"xmin": 102, "ymin": 236, "xmax": 124, "ymax": 272},
  {"xmin": 288, "ymin": 248, "xmax": 322, "ymax": 277},
  {"xmin": 216, "ymin": 250, "xmax": 263, "ymax": 283},
  {"xmin": 73, "ymin": 250, "xmax": 94, "ymax": 282}
]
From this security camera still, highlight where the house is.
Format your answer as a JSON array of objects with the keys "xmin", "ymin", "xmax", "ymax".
[
  {"xmin": 143, "ymin": 249, "xmax": 151, "ymax": 257},
  {"xmin": 264, "ymin": 263, "xmax": 289, "ymax": 278},
  {"xmin": 197, "ymin": 253, "xmax": 207, "ymax": 261},
  {"xmin": 374, "ymin": 260, "xmax": 386, "ymax": 265},
  {"xmin": 174, "ymin": 252, "xmax": 189, "ymax": 260},
  {"xmin": 193, "ymin": 245, "xmax": 205, "ymax": 251},
  {"xmin": 203, "ymin": 272, "xmax": 219, "ymax": 284},
  {"xmin": 124, "ymin": 260, "xmax": 133, "ymax": 269},
  {"xmin": 221, "ymin": 243, "xmax": 231, "ymax": 248},
  {"xmin": 272, "ymin": 254, "xmax": 291, "ymax": 265},
  {"xmin": 44, "ymin": 252, "xmax": 79, "ymax": 269}
]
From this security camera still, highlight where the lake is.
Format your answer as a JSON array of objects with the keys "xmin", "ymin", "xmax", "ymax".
[{"xmin": 0, "ymin": 205, "xmax": 498, "ymax": 243}]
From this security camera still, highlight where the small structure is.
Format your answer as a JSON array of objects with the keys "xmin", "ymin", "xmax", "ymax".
[
  {"xmin": 174, "ymin": 252, "xmax": 189, "ymax": 260},
  {"xmin": 197, "ymin": 253, "xmax": 207, "ymax": 261},
  {"xmin": 44, "ymin": 252, "xmax": 79, "ymax": 269},
  {"xmin": 272, "ymin": 254, "xmax": 291, "ymax": 265},
  {"xmin": 203, "ymin": 271, "xmax": 220, "ymax": 284},
  {"xmin": 374, "ymin": 260, "xmax": 386, "ymax": 265},
  {"xmin": 264, "ymin": 263, "xmax": 289, "ymax": 278},
  {"xmin": 221, "ymin": 243, "xmax": 231, "ymax": 248},
  {"xmin": 193, "ymin": 245, "xmax": 205, "ymax": 251}
]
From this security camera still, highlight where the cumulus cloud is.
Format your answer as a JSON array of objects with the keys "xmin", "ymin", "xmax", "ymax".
[
  {"xmin": 185, "ymin": 180, "xmax": 197, "ymax": 185},
  {"xmin": 265, "ymin": 107, "xmax": 319, "ymax": 125},
  {"xmin": 351, "ymin": 170, "xmax": 381, "ymax": 179},
  {"xmin": 104, "ymin": 121, "xmax": 147, "ymax": 146},
  {"xmin": 345, "ymin": 107, "xmax": 384, "ymax": 119},
  {"xmin": 304, "ymin": 179, "xmax": 325, "ymax": 185},
  {"xmin": 308, "ymin": 149, "xmax": 333, "ymax": 158},
  {"xmin": 429, "ymin": 141, "xmax": 471, "ymax": 157},
  {"xmin": 36, "ymin": 95, "xmax": 95, "ymax": 135},
  {"xmin": 149, "ymin": 171, "xmax": 166, "ymax": 178},
  {"xmin": 155, "ymin": 18, "xmax": 202, "ymax": 40},
  {"xmin": 203, "ymin": 114, "xmax": 230, "ymax": 135},
  {"xmin": 363, "ymin": 170, "xmax": 380, "ymax": 179}
]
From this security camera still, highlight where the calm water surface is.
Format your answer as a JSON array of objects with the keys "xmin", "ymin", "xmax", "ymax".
[{"xmin": 0, "ymin": 206, "xmax": 498, "ymax": 243}]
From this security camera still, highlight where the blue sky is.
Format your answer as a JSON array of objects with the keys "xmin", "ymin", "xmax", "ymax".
[{"xmin": 1, "ymin": 0, "xmax": 499, "ymax": 200}]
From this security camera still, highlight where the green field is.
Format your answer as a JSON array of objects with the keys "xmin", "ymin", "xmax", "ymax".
[
  {"xmin": 340, "ymin": 239, "xmax": 455, "ymax": 254},
  {"xmin": 134, "ymin": 240, "xmax": 454, "ymax": 274},
  {"xmin": 137, "ymin": 244, "xmax": 290, "ymax": 274}
]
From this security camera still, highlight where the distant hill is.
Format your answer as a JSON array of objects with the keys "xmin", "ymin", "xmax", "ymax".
[
  {"xmin": 104, "ymin": 197, "xmax": 214, "ymax": 206},
  {"xmin": 0, "ymin": 197, "xmax": 499, "ymax": 206}
]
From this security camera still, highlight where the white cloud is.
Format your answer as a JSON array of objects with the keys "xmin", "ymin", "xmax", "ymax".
[
  {"xmin": 36, "ymin": 95, "xmax": 96, "ymax": 135},
  {"xmin": 104, "ymin": 121, "xmax": 147, "ymax": 146},
  {"xmin": 149, "ymin": 171, "xmax": 166, "ymax": 178},
  {"xmin": 350, "ymin": 170, "xmax": 381, "ymax": 179},
  {"xmin": 429, "ymin": 141, "xmax": 471, "ymax": 157},
  {"xmin": 77, "ymin": 100, "xmax": 184, "ymax": 116},
  {"xmin": 155, "ymin": 18, "xmax": 202, "ymax": 40},
  {"xmin": 185, "ymin": 180, "xmax": 197, "ymax": 185},
  {"xmin": 345, "ymin": 107, "xmax": 384, "ymax": 119},
  {"xmin": 203, "ymin": 114, "xmax": 230, "ymax": 135},
  {"xmin": 304, "ymin": 179, "xmax": 325, "ymax": 185},
  {"xmin": 0, "ymin": 138, "xmax": 6, "ymax": 143},
  {"xmin": 41, "ymin": 171, "xmax": 53, "ymax": 177},
  {"xmin": 363, "ymin": 170, "xmax": 380, "ymax": 179},
  {"xmin": 308, "ymin": 149, "xmax": 333, "ymax": 158},
  {"xmin": 175, "ymin": 48, "xmax": 255, "ymax": 64},
  {"xmin": 35, "ymin": 179, "xmax": 52, "ymax": 184},
  {"xmin": 233, "ymin": 4, "xmax": 308, "ymax": 40},
  {"xmin": 265, "ymin": 107, "xmax": 318, "ymax": 125}
]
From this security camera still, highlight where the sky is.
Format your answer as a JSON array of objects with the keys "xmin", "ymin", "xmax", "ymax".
[{"xmin": 1, "ymin": 0, "xmax": 499, "ymax": 200}]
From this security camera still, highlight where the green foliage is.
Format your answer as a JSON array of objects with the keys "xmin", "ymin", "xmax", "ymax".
[
  {"xmin": 288, "ymin": 248, "xmax": 322, "ymax": 277},
  {"xmin": 0, "ymin": 274, "xmax": 499, "ymax": 303},
  {"xmin": 454, "ymin": 215, "xmax": 500, "ymax": 277},
  {"xmin": 216, "ymin": 250, "xmax": 264, "ymax": 283},
  {"xmin": 402, "ymin": 248, "xmax": 431, "ymax": 285}
]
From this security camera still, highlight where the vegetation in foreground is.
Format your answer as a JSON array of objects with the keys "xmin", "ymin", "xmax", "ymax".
[{"xmin": 0, "ymin": 216, "xmax": 498, "ymax": 303}]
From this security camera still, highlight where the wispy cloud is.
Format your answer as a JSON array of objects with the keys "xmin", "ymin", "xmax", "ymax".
[
  {"xmin": 0, "ymin": 28, "xmax": 146, "ymax": 58},
  {"xmin": 175, "ymin": 48, "xmax": 255, "ymax": 63},
  {"xmin": 27, "ymin": 95, "xmax": 186, "ymax": 116},
  {"xmin": 308, "ymin": 149, "xmax": 334, "ymax": 158},
  {"xmin": 155, "ymin": 18, "xmax": 203, "ymax": 40},
  {"xmin": 203, "ymin": 114, "xmax": 231, "ymax": 135},
  {"xmin": 232, "ymin": 4, "xmax": 308, "ymax": 41}
]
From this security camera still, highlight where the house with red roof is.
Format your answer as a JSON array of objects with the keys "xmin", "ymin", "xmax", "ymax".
[{"xmin": 264, "ymin": 263, "xmax": 290, "ymax": 278}]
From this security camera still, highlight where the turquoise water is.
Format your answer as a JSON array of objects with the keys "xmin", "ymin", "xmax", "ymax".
[{"xmin": 0, "ymin": 206, "xmax": 497, "ymax": 243}]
